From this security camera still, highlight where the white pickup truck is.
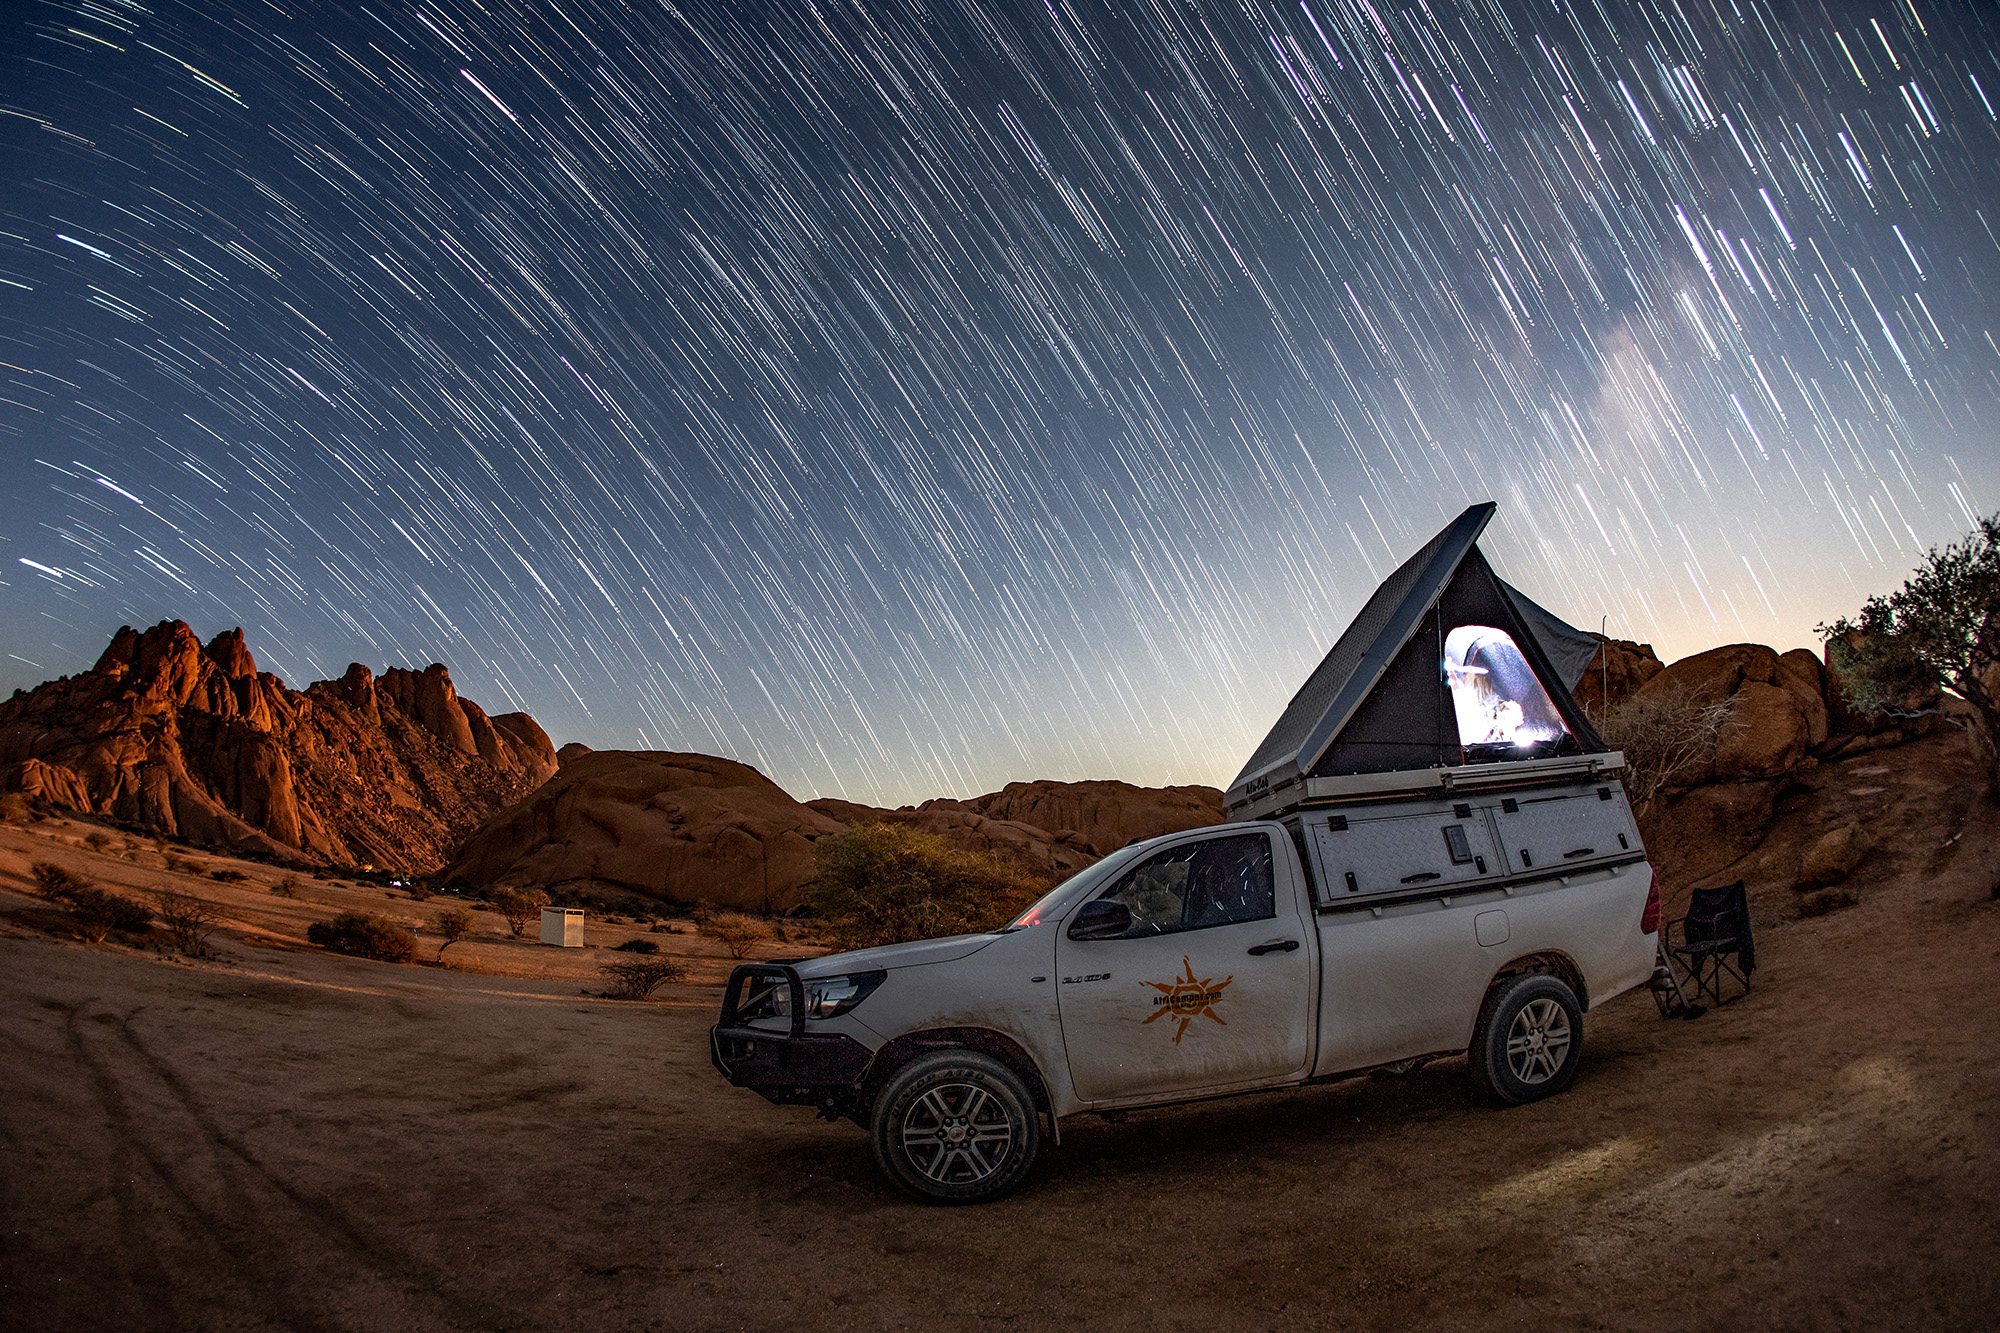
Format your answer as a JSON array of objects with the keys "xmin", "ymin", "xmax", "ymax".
[
  {"xmin": 713, "ymin": 778, "xmax": 1659, "ymax": 1202},
  {"xmin": 713, "ymin": 503, "xmax": 1661, "ymax": 1202}
]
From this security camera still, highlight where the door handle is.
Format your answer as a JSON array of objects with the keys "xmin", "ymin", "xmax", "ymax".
[{"xmin": 1247, "ymin": 939, "xmax": 1300, "ymax": 956}]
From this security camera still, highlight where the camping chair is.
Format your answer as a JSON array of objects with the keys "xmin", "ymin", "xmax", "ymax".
[{"xmin": 1666, "ymin": 882, "xmax": 1754, "ymax": 1006}]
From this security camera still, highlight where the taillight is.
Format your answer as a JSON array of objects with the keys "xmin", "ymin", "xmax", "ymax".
[{"xmin": 1640, "ymin": 871, "xmax": 1661, "ymax": 935}]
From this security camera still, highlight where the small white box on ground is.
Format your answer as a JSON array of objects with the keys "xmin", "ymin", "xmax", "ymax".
[{"xmin": 539, "ymin": 906, "xmax": 585, "ymax": 947}]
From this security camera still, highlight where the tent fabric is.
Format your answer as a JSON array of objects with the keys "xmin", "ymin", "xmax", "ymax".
[
  {"xmin": 1230, "ymin": 502, "xmax": 1495, "ymax": 792},
  {"xmin": 1499, "ymin": 579, "xmax": 1601, "ymax": 692},
  {"xmin": 1226, "ymin": 502, "xmax": 1606, "ymax": 806}
]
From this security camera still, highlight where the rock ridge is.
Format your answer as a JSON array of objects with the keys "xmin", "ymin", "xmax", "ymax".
[{"xmin": 1, "ymin": 620, "xmax": 556, "ymax": 869}]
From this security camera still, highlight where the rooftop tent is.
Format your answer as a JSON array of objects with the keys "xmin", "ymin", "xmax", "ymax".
[{"xmin": 1227, "ymin": 502, "xmax": 1606, "ymax": 813}]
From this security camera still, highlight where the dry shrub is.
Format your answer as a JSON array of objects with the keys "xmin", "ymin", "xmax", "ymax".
[
  {"xmin": 432, "ymin": 905, "xmax": 478, "ymax": 962},
  {"xmin": 83, "ymin": 831, "xmax": 111, "ymax": 853},
  {"xmin": 209, "ymin": 868, "xmax": 247, "ymax": 883},
  {"xmin": 154, "ymin": 888, "xmax": 224, "ymax": 954},
  {"xmin": 601, "ymin": 956, "xmax": 688, "ymax": 999},
  {"xmin": 31, "ymin": 861, "xmax": 91, "ymax": 899},
  {"xmin": 809, "ymin": 823, "xmax": 1045, "ymax": 950},
  {"xmin": 1596, "ymin": 685, "xmax": 1736, "ymax": 809},
  {"xmin": 704, "ymin": 912, "xmax": 773, "ymax": 959},
  {"xmin": 307, "ymin": 912, "xmax": 417, "ymax": 963},
  {"xmin": 613, "ymin": 937, "xmax": 659, "ymax": 953},
  {"xmin": 272, "ymin": 876, "xmax": 300, "ymax": 899},
  {"xmin": 492, "ymin": 887, "xmax": 550, "ymax": 937},
  {"xmin": 0, "ymin": 792, "xmax": 30, "ymax": 824},
  {"xmin": 34, "ymin": 864, "xmax": 153, "ymax": 942}
]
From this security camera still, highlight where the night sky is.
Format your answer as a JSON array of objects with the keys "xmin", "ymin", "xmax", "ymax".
[{"xmin": 2, "ymin": 0, "xmax": 1996, "ymax": 807}]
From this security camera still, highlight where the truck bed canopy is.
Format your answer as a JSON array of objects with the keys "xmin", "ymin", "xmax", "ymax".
[{"xmin": 1227, "ymin": 502, "xmax": 1606, "ymax": 814}]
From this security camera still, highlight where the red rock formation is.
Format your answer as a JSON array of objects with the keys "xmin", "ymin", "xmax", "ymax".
[
  {"xmin": 448, "ymin": 751, "xmax": 846, "ymax": 912},
  {"xmin": 1570, "ymin": 636, "xmax": 1665, "ymax": 717},
  {"xmin": 0, "ymin": 620, "xmax": 555, "ymax": 869},
  {"xmin": 1627, "ymin": 643, "xmax": 1833, "ymax": 889},
  {"xmin": 451, "ymin": 763, "xmax": 1224, "ymax": 912},
  {"xmin": 957, "ymin": 779, "xmax": 1225, "ymax": 856}
]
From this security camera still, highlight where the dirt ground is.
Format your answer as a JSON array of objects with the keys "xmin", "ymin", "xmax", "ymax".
[{"xmin": 2, "ymin": 729, "xmax": 1997, "ymax": 1332}]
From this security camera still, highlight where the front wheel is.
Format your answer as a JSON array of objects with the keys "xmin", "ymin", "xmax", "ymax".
[
  {"xmin": 1467, "ymin": 973, "xmax": 1583, "ymax": 1105},
  {"xmin": 870, "ymin": 1050, "xmax": 1040, "ymax": 1204}
]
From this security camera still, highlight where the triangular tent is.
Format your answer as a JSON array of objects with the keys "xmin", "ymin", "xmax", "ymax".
[{"xmin": 1227, "ymin": 502, "xmax": 1606, "ymax": 816}]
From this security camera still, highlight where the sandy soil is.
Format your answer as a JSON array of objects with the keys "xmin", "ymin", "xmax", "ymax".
[{"xmin": 2, "ymin": 730, "xmax": 1997, "ymax": 1332}]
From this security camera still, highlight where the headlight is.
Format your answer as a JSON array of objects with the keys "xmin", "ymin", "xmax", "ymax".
[
  {"xmin": 800, "ymin": 970, "xmax": 886, "ymax": 1018},
  {"xmin": 737, "ymin": 970, "xmax": 886, "ymax": 1023}
]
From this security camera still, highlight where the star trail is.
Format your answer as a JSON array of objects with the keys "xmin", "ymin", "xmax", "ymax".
[{"xmin": 2, "ymin": 0, "xmax": 1996, "ymax": 806}]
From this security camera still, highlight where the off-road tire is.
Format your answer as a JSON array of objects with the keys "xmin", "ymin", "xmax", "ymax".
[
  {"xmin": 1467, "ymin": 973, "xmax": 1583, "ymax": 1105},
  {"xmin": 870, "ymin": 1050, "xmax": 1040, "ymax": 1204}
]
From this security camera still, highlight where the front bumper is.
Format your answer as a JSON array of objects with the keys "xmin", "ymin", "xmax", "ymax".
[{"xmin": 710, "ymin": 963, "xmax": 874, "ymax": 1108}]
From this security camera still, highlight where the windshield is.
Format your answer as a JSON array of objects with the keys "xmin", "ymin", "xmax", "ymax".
[{"xmin": 1003, "ymin": 841, "xmax": 1154, "ymax": 930}]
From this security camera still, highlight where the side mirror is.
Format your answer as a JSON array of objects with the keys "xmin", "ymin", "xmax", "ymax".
[{"xmin": 1067, "ymin": 898, "xmax": 1132, "ymax": 941}]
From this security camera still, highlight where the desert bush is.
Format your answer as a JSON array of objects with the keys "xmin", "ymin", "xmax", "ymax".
[
  {"xmin": 612, "ymin": 937, "xmax": 659, "ymax": 954},
  {"xmin": 1596, "ymin": 686, "xmax": 1736, "ymax": 809},
  {"xmin": 272, "ymin": 876, "xmax": 300, "ymax": 899},
  {"xmin": 66, "ymin": 887, "xmax": 153, "ymax": 942},
  {"xmin": 209, "ymin": 868, "xmax": 248, "ymax": 883},
  {"xmin": 154, "ymin": 888, "xmax": 223, "ymax": 954},
  {"xmin": 432, "ymin": 905, "xmax": 478, "ymax": 962},
  {"xmin": 403, "ymin": 881, "xmax": 432, "ymax": 902},
  {"xmin": 492, "ymin": 887, "xmax": 551, "ymax": 938},
  {"xmin": 601, "ymin": 956, "xmax": 688, "ymax": 999},
  {"xmin": 0, "ymin": 792, "xmax": 30, "ymax": 824},
  {"xmin": 83, "ymin": 831, "xmax": 111, "ymax": 853},
  {"xmin": 306, "ymin": 912, "xmax": 417, "ymax": 963},
  {"xmin": 809, "ymin": 823, "xmax": 1045, "ymax": 950},
  {"xmin": 704, "ymin": 912, "xmax": 774, "ymax": 959},
  {"xmin": 31, "ymin": 860, "xmax": 92, "ymax": 899}
]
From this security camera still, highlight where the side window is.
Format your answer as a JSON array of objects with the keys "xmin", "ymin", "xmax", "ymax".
[{"xmin": 1094, "ymin": 833, "xmax": 1275, "ymax": 937}]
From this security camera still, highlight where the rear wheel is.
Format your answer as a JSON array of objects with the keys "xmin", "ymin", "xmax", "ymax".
[
  {"xmin": 1467, "ymin": 973, "xmax": 1583, "ymax": 1105},
  {"xmin": 870, "ymin": 1050, "xmax": 1039, "ymax": 1204}
]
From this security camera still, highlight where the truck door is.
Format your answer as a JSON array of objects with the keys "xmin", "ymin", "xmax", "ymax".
[{"xmin": 1055, "ymin": 828, "xmax": 1314, "ymax": 1103}]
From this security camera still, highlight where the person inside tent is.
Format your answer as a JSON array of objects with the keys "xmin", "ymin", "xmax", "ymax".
[{"xmin": 1443, "ymin": 625, "xmax": 1573, "ymax": 760}]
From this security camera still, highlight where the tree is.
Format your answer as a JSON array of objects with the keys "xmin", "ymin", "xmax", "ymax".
[
  {"xmin": 1822, "ymin": 514, "xmax": 2000, "ymax": 793},
  {"xmin": 491, "ymin": 887, "xmax": 550, "ymax": 938},
  {"xmin": 703, "ymin": 912, "xmax": 772, "ymax": 959},
  {"xmin": 432, "ymin": 906, "xmax": 478, "ymax": 962},
  {"xmin": 810, "ymin": 822, "xmax": 1044, "ymax": 950},
  {"xmin": 601, "ymin": 955, "xmax": 688, "ymax": 1000}
]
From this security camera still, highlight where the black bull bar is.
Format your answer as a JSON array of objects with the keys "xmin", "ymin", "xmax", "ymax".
[{"xmin": 710, "ymin": 963, "xmax": 873, "ymax": 1106}]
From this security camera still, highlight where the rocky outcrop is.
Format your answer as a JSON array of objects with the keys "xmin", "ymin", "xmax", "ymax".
[
  {"xmin": 452, "ymin": 763, "xmax": 1224, "ymax": 912},
  {"xmin": 447, "ymin": 751, "xmax": 846, "ymax": 913},
  {"xmin": 1631, "ymin": 643, "xmax": 1829, "ymax": 888},
  {"xmin": 0, "ymin": 621, "xmax": 555, "ymax": 869},
  {"xmin": 1571, "ymin": 636, "xmax": 1665, "ymax": 717},
  {"xmin": 806, "ymin": 777, "xmax": 1224, "ymax": 883},
  {"xmin": 957, "ymin": 779, "xmax": 1225, "ymax": 856}
]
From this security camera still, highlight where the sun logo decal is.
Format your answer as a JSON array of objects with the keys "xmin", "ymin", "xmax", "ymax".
[{"xmin": 1142, "ymin": 957, "xmax": 1233, "ymax": 1043}]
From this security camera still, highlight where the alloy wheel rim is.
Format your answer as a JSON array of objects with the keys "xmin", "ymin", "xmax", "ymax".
[
  {"xmin": 900, "ymin": 1081, "xmax": 1015, "ymax": 1183},
  {"xmin": 1505, "ymin": 996, "xmax": 1572, "ymax": 1084}
]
